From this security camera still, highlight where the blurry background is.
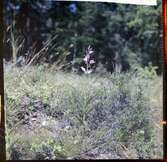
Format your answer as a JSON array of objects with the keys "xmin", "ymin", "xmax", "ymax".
[{"xmin": 3, "ymin": 0, "xmax": 163, "ymax": 73}]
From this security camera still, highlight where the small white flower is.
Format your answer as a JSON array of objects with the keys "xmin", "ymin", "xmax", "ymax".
[
  {"xmin": 42, "ymin": 121, "xmax": 47, "ymax": 126},
  {"xmin": 86, "ymin": 69, "xmax": 93, "ymax": 74},
  {"xmin": 83, "ymin": 55, "xmax": 90, "ymax": 63},
  {"xmin": 64, "ymin": 126, "xmax": 70, "ymax": 130},
  {"xmin": 89, "ymin": 60, "xmax": 95, "ymax": 64},
  {"xmin": 83, "ymin": 57, "xmax": 88, "ymax": 62},
  {"xmin": 74, "ymin": 140, "xmax": 78, "ymax": 144},
  {"xmin": 80, "ymin": 45, "xmax": 95, "ymax": 74},
  {"xmin": 139, "ymin": 130, "xmax": 144, "ymax": 134},
  {"xmin": 81, "ymin": 66, "xmax": 86, "ymax": 72},
  {"xmin": 88, "ymin": 50, "xmax": 94, "ymax": 55}
]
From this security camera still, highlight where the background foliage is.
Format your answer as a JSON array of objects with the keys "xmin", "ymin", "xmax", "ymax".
[{"xmin": 3, "ymin": 0, "xmax": 163, "ymax": 73}]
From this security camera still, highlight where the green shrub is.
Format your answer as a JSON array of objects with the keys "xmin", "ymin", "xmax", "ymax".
[{"xmin": 4, "ymin": 65, "xmax": 163, "ymax": 159}]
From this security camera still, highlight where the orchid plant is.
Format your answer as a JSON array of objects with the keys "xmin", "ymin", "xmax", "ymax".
[{"xmin": 81, "ymin": 45, "xmax": 95, "ymax": 74}]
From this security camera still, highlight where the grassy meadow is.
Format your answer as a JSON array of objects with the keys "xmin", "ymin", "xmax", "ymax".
[{"xmin": 4, "ymin": 64, "xmax": 163, "ymax": 159}]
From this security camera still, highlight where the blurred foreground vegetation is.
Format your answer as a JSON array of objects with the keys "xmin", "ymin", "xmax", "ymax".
[{"xmin": 5, "ymin": 65, "xmax": 163, "ymax": 159}]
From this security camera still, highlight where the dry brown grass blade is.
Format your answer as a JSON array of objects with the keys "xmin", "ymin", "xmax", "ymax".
[{"xmin": 26, "ymin": 35, "xmax": 58, "ymax": 67}]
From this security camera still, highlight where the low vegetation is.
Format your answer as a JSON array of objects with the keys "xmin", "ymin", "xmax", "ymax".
[{"xmin": 4, "ymin": 64, "xmax": 163, "ymax": 159}]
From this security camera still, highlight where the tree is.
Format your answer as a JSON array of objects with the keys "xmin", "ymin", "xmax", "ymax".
[{"xmin": 3, "ymin": 0, "xmax": 163, "ymax": 73}]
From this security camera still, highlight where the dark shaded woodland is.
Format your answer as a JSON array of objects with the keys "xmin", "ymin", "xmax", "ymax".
[{"xmin": 3, "ymin": 0, "xmax": 163, "ymax": 73}]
